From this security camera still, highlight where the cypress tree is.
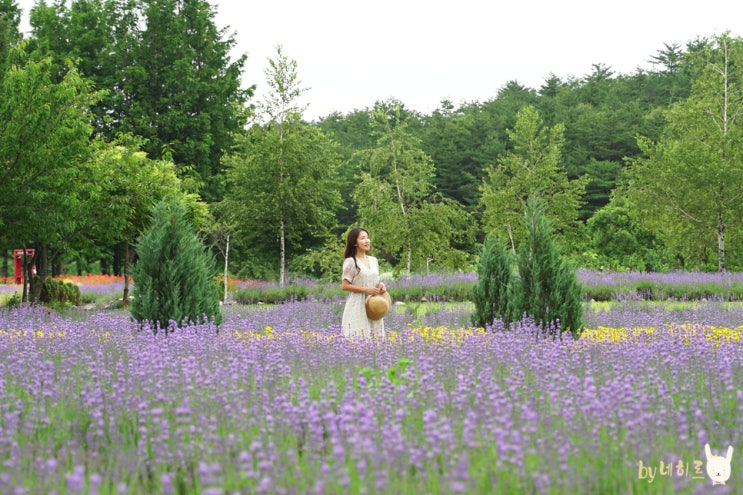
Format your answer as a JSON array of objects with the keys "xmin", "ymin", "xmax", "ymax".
[
  {"xmin": 515, "ymin": 196, "xmax": 583, "ymax": 338},
  {"xmin": 130, "ymin": 198, "xmax": 222, "ymax": 332},
  {"xmin": 471, "ymin": 235, "xmax": 517, "ymax": 328}
]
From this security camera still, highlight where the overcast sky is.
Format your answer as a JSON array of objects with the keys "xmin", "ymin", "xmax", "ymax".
[{"xmin": 15, "ymin": 0, "xmax": 743, "ymax": 121}]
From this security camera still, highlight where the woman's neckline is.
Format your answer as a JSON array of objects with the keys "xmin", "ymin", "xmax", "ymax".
[{"xmin": 355, "ymin": 255, "xmax": 370, "ymax": 269}]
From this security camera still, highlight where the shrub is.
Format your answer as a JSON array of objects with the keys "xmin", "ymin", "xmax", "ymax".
[
  {"xmin": 233, "ymin": 285, "xmax": 312, "ymax": 305},
  {"xmin": 471, "ymin": 236, "xmax": 517, "ymax": 328},
  {"xmin": 38, "ymin": 278, "xmax": 81, "ymax": 307},
  {"xmin": 130, "ymin": 198, "xmax": 222, "ymax": 332},
  {"xmin": 4, "ymin": 292, "xmax": 21, "ymax": 309},
  {"xmin": 514, "ymin": 196, "xmax": 583, "ymax": 338}
]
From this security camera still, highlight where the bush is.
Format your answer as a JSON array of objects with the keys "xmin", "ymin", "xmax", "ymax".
[
  {"xmin": 471, "ymin": 236, "xmax": 517, "ymax": 328},
  {"xmin": 514, "ymin": 197, "xmax": 583, "ymax": 338},
  {"xmin": 130, "ymin": 198, "xmax": 222, "ymax": 332},
  {"xmin": 38, "ymin": 277, "xmax": 81, "ymax": 307},
  {"xmin": 233, "ymin": 285, "xmax": 312, "ymax": 305},
  {"xmin": 4, "ymin": 292, "xmax": 21, "ymax": 309}
]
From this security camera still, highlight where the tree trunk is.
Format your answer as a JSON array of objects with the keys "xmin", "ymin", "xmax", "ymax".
[
  {"xmin": 122, "ymin": 240, "xmax": 131, "ymax": 304},
  {"xmin": 406, "ymin": 239, "xmax": 412, "ymax": 276},
  {"xmin": 113, "ymin": 242, "xmax": 123, "ymax": 276},
  {"xmin": 718, "ymin": 212, "xmax": 725, "ymax": 272},
  {"xmin": 30, "ymin": 244, "xmax": 48, "ymax": 304},
  {"xmin": 223, "ymin": 234, "xmax": 230, "ymax": 302},
  {"xmin": 21, "ymin": 249, "xmax": 30, "ymax": 303},
  {"xmin": 279, "ymin": 218, "xmax": 286, "ymax": 288}
]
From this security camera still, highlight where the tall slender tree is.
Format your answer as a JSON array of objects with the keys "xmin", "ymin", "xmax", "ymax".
[
  {"xmin": 224, "ymin": 46, "xmax": 341, "ymax": 286},
  {"xmin": 480, "ymin": 105, "xmax": 587, "ymax": 251},
  {"xmin": 626, "ymin": 33, "xmax": 743, "ymax": 271},
  {"xmin": 353, "ymin": 101, "xmax": 473, "ymax": 275}
]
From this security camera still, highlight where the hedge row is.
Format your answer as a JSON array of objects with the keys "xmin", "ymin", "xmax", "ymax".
[
  {"xmin": 584, "ymin": 281, "xmax": 743, "ymax": 302},
  {"xmin": 232, "ymin": 278, "xmax": 743, "ymax": 305},
  {"xmin": 39, "ymin": 277, "xmax": 82, "ymax": 307}
]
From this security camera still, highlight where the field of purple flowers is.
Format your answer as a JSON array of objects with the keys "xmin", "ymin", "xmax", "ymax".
[{"xmin": 1, "ymin": 274, "xmax": 743, "ymax": 494}]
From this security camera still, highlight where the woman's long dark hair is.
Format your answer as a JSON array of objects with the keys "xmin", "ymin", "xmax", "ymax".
[{"xmin": 344, "ymin": 227, "xmax": 368, "ymax": 274}]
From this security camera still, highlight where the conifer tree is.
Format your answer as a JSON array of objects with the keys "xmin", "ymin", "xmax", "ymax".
[
  {"xmin": 471, "ymin": 235, "xmax": 517, "ymax": 328},
  {"xmin": 130, "ymin": 197, "xmax": 222, "ymax": 332},
  {"xmin": 515, "ymin": 196, "xmax": 583, "ymax": 338}
]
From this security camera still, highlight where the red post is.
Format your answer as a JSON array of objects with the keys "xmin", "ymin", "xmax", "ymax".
[{"xmin": 13, "ymin": 249, "xmax": 36, "ymax": 284}]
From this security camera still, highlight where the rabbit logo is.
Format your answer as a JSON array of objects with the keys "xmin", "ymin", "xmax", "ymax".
[{"xmin": 704, "ymin": 443, "xmax": 733, "ymax": 485}]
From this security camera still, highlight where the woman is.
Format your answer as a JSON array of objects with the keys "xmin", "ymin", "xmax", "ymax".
[{"xmin": 341, "ymin": 227, "xmax": 387, "ymax": 338}]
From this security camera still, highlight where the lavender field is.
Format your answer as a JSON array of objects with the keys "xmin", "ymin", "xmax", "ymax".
[{"xmin": 1, "ymin": 274, "xmax": 742, "ymax": 494}]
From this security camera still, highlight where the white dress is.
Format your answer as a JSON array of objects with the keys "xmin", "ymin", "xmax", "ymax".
[{"xmin": 341, "ymin": 256, "xmax": 385, "ymax": 338}]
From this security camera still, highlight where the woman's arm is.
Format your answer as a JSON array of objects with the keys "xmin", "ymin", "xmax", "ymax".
[{"xmin": 341, "ymin": 279, "xmax": 380, "ymax": 295}]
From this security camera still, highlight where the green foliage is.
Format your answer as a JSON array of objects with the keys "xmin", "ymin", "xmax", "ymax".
[
  {"xmin": 421, "ymin": 100, "xmax": 498, "ymax": 210},
  {"xmin": 0, "ymin": 0, "xmax": 21, "ymax": 72},
  {"xmin": 0, "ymin": 42, "xmax": 102, "ymax": 301},
  {"xmin": 290, "ymin": 237, "xmax": 345, "ymax": 281},
  {"xmin": 587, "ymin": 196, "xmax": 674, "ymax": 271},
  {"xmin": 625, "ymin": 34, "xmax": 743, "ymax": 271},
  {"xmin": 407, "ymin": 197, "xmax": 476, "ymax": 274},
  {"xmin": 471, "ymin": 236, "xmax": 517, "ymax": 328},
  {"xmin": 130, "ymin": 198, "xmax": 222, "ymax": 332},
  {"xmin": 514, "ymin": 197, "xmax": 584, "ymax": 338},
  {"xmin": 353, "ymin": 101, "xmax": 474, "ymax": 275},
  {"xmin": 3, "ymin": 291, "xmax": 21, "ymax": 309},
  {"xmin": 232, "ymin": 284, "xmax": 317, "ymax": 305},
  {"xmin": 471, "ymin": 198, "xmax": 584, "ymax": 336},
  {"xmin": 230, "ymin": 270, "xmax": 743, "ymax": 306},
  {"xmin": 0, "ymin": 42, "xmax": 99, "ymax": 240},
  {"xmin": 85, "ymin": 134, "xmax": 189, "ymax": 302},
  {"xmin": 231, "ymin": 278, "xmax": 476, "ymax": 306},
  {"xmin": 7, "ymin": 23, "xmax": 743, "ymax": 279},
  {"xmin": 583, "ymin": 280, "xmax": 743, "ymax": 302},
  {"xmin": 224, "ymin": 46, "xmax": 342, "ymax": 286},
  {"xmin": 37, "ymin": 277, "xmax": 82, "ymax": 307},
  {"xmin": 480, "ymin": 105, "xmax": 588, "ymax": 250},
  {"xmin": 28, "ymin": 0, "xmax": 250, "ymax": 203},
  {"xmin": 551, "ymin": 65, "xmax": 649, "ymax": 220},
  {"xmin": 359, "ymin": 358, "xmax": 413, "ymax": 389}
]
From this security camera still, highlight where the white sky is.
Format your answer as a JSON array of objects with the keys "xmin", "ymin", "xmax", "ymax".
[{"xmin": 16, "ymin": 0, "xmax": 743, "ymax": 121}]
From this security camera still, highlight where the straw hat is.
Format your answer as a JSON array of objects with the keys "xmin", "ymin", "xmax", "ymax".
[{"xmin": 365, "ymin": 291, "xmax": 391, "ymax": 320}]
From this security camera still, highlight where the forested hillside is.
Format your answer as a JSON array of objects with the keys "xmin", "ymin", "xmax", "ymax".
[{"xmin": 1, "ymin": 0, "xmax": 742, "ymax": 292}]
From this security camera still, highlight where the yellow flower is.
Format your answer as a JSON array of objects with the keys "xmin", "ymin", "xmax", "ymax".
[{"xmin": 578, "ymin": 324, "xmax": 742, "ymax": 346}]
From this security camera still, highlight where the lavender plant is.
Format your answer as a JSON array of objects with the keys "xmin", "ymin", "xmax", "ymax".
[{"xmin": 1, "ymin": 298, "xmax": 742, "ymax": 494}]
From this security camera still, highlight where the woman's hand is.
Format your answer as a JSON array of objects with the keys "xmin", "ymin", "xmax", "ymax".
[{"xmin": 369, "ymin": 283, "xmax": 386, "ymax": 296}]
